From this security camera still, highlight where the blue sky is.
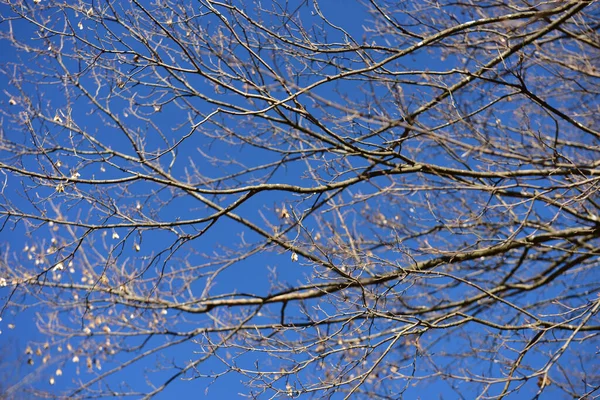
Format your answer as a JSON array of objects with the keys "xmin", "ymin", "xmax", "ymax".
[{"xmin": 1, "ymin": 1, "xmax": 599, "ymax": 399}]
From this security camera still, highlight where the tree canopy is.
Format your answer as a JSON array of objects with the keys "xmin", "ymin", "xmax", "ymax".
[{"xmin": 0, "ymin": 0, "xmax": 599, "ymax": 398}]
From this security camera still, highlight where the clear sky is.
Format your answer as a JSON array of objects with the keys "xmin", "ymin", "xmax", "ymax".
[{"xmin": 0, "ymin": 1, "xmax": 598, "ymax": 399}]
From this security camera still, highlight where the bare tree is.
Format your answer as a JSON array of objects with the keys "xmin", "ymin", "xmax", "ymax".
[{"xmin": 0, "ymin": 0, "xmax": 598, "ymax": 398}]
